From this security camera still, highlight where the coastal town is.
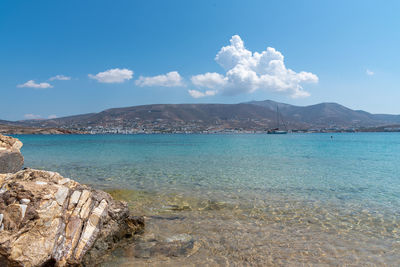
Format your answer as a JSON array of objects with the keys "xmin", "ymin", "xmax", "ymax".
[
  {"xmin": 59, "ymin": 121, "xmax": 400, "ymax": 134},
  {"xmin": 2, "ymin": 117, "xmax": 400, "ymax": 135}
]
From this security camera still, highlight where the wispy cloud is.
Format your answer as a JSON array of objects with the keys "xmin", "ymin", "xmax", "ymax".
[
  {"xmin": 135, "ymin": 71, "xmax": 184, "ymax": 87},
  {"xmin": 24, "ymin": 114, "xmax": 42, "ymax": 120},
  {"xmin": 89, "ymin": 68, "xmax": 133, "ymax": 83},
  {"xmin": 23, "ymin": 114, "xmax": 57, "ymax": 120},
  {"xmin": 17, "ymin": 80, "xmax": 53, "ymax": 89},
  {"xmin": 189, "ymin": 35, "xmax": 318, "ymax": 98},
  {"xmin": 49, "ymin": 74, "xmax": 71, "ymax": 81},
  {"xmin": 366, "ymin": 69, "xmax": 374, "ymax": 76}
]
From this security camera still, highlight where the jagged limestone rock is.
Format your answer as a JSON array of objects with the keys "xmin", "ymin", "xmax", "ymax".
[
  {"xmin": 0, "ymin": 135, "xmax": 24, "ymax": 174},
  {"xmin": 0, "ymin": 169, "xmax": 144, "ymax": 266}
]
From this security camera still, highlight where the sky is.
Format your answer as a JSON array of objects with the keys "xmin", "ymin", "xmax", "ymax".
[{"xmin": 1, "ymin": 0, "xmax": 400, "ymax": 121}]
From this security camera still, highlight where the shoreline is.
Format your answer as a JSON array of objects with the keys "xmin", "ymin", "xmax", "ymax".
[
  {"xmin": 5, "ymin": 130, "xmax": 400, "ymax": 135},
  {"xmin": 0, "ymin": 124, "xmax": 84, "ymax": 135}
]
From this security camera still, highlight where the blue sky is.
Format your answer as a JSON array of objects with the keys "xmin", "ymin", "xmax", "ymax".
[{"xmin": 1, "ymin": 0, "xmax": 400, "ymax": 120}]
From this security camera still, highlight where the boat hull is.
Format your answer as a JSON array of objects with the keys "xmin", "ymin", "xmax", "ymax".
[{"xmin": 267, "ymin": 130, "xmax": 287, "ymax": 134}]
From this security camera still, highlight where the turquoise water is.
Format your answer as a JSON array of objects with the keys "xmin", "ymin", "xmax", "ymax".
[{"xmin": 17, "ymin": 133, "xmax": 400, "ymax": 265}]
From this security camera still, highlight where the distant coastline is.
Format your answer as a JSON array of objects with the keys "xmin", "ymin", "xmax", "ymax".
[
  {"xmin": 2, "ymin": 100, "xmax": 400, "ymax": 135},
  {"xmin": 0, "ymin": 124, "xmax": 84, "ymax": 135},
  {"xmin": 2, "ymin": 124, "xmax": 400, "ymax": 135}
]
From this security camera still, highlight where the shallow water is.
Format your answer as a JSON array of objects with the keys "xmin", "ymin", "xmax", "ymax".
[{"xmin": 18, "ymin": 133, "xmax": 400, "ymax": 266}]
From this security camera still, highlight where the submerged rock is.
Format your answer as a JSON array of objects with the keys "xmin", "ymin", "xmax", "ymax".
[
  {"xmin": 0, "ymin": 135, "xmax": 24, "ymax": 174},
  {"xmin": 0, "ymin": 168, "xmax": 144, "ymax": 266},
  {"xmin": 132, "ymin": 233, "xmax": 199, "ymax": 259}
]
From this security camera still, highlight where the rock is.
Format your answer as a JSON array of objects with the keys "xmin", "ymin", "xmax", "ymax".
[
  {"xmin": 0, "ymin": 135, "xmax": 22, "ymax": 151},
  {"xmin": 0, "ymin": 169, "xmax": 144, "ymax": 266},
  {"xmin": 0, "ymin": 135, "xmax": 24, "ymax": 174}
]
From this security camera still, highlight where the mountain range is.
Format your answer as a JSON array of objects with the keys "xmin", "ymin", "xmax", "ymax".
[{"xmin": 2, "ymin": 100, "xmax": 400, "ymax": 133}]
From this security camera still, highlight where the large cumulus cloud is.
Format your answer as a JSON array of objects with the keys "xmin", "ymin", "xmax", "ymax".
[{"xmin": 189, "ymin": 35, "xmax": 318, "ymax": 98}]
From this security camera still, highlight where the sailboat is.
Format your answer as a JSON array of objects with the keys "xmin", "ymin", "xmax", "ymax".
[{"xmin": 267, "ymin": 106, "xmax": 288, "ymax": 134}]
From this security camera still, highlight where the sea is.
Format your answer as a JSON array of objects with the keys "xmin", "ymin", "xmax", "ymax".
[{"xmin": 17, "ymin": 133, "xmax": 400, "ymax": 266}]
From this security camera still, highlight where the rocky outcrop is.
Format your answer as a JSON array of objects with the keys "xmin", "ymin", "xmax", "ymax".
[
  {"xmin": 0, "ymin": 169, "xmax": 144, "ymax": 266},
  {"xmin": 0, "ymin": 125, "xmax": 86, "ymax": 135},
  {"xmin": 0, "ymin": 135, "xmax": 24, "ymax": 174}
]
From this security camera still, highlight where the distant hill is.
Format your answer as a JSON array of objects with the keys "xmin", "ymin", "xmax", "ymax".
[
  {"xmin": 248, "ymin": 100, "xmax": 400, "ymax": 128},
  {"xmin": 0, "ymin": 120, "xmax": 20, "ymax": 126},
  {"xmin": 16, "ymin": 104, "xmax": 279, "ymax": 130},
  {"xmin": 3, "ymin": 100, "xmax": 400, "ymax": 132}
]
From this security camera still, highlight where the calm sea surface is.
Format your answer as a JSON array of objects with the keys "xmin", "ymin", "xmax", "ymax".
[{"xmin": 17, "ymin": 133, "xmax": 400, "ymax": 266}]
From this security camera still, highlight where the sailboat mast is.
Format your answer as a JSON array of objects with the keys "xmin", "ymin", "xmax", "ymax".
[{"xmin": 276, "ymin": 106, "xmax": 280, "ymax": 129}]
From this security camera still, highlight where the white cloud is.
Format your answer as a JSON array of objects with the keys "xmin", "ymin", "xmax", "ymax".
[
  {"xmin": 366, "ymin": 69, "xmax": 374, "ymax": 76},
  {"xmin": 49, "ymin": 75, "xmax": 71, "ymax": 81},
  {"xmin": 188, "ymin": 89, "xmax": 217, "ymax": 98},
  {"xmin": 48, "ymin": 114, "xmax": 58, "ymax": 119},
  {"xmin": 135, "ymin": 71, "xmax": 184, "ymax": 87},
  {"xmin": 89, "ymin": 68, "xmax": 133, "ymax": 83},
  {"xmin": 17, "ymin": 80, "xmax": 53, "ymax": 89},
  {"xmin": 191, "ymin": 72, "xmax": 228, "ymax": 89},
  {"xmin": 189, "ymin": 35, "xmax": 318, "ymax": 98},
  {"xmin": 24, "ymin": 114, "xmax": 42, "ymax": 120}
]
